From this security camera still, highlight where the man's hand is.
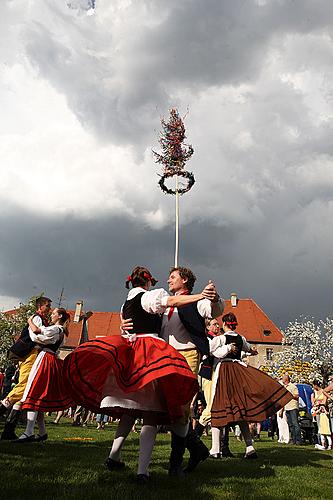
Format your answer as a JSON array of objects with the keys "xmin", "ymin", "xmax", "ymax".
[
  {"xmin": 229, "ymin": 343, "xmax": 238, "ymax": 354},
  {"xmin": 120, "ymin": 317, "xmax": 133, "ymax": 332},
  {"xmin": 201, "ymin": 280, "xmax": 220, "ymax": 302}
]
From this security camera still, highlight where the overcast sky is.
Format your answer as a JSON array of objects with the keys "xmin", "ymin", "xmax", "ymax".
[{"xmin": 1, "ymin": 0, "xmax": 333, "ymax": 329}]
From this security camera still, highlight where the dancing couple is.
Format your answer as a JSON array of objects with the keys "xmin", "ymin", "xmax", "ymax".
[
  {"xmin": 65, "ymin": 265, "xmax": 224, "ymax": 482},
  {"xmin": 1, "ymin": 299, "xmax": 73, "ymax": 442}
]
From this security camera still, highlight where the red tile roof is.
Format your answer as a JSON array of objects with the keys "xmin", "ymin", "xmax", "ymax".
[
  {"xmin": 218, "ymin": 299, "xmax": 283, "ymax": 344},
  {"xmin": 65, "ymin": 311, "xmax": 121, "ymax": 348},
  {"xmin": 64, "ymin": 297, "xmax": 283, "ymax": 348}
]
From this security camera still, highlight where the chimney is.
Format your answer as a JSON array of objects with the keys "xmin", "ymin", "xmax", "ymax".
[
  {"xmin": 230, "ymin": 292, "xmax": 238, "ymax": 307},
  {"xmin": 73, "ymin": 300, "xmax": 83, "ymax": 323}
]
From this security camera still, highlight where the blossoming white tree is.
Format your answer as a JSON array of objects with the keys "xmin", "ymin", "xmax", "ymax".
[{"xmin": 270, "ymin": 318, "xmax": 333, "ymax": 385}]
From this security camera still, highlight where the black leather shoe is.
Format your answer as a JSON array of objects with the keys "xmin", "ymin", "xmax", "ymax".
[
  {"xmin": 35, "ymin": 433, "xmax": 48, "ymax": 442},
  {"xmin": 13, "ymin": 433, "xmax": 36, "ymax": 443},
  {"xmin": 136, "ymin": 474, "xmax": 149, "ymax": 485},
  {"xmin": 1, "ymin": 427, "xmax": 18, "ymax": 441},
  {"xmin": 209, "ymin": 453, "xmax": 221, "ymax": 459},
  {"xmin": 168, "ymin": 466, "xmax": 185, "ymax": 478},
  {"xmin": 244, "ymin": 451, "xmax": 258, "ymax": 459},
  {"xmin": 184, "ymin": 428, "xmax": 210, "ymax": 473},
  {"xmin": 184, "ymin": 445, "xmax": 210, "ymax": 473},
  {"xmin": 105, "ymin": 458, "xmax": 125, "ymax": 471},
  {"xmin": 221, "ymin": 449, "xmax": 234, "ymax": 458}
]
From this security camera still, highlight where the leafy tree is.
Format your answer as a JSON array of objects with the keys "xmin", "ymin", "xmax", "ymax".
[
  {"xmin": 269, "ymin": 318, "xmax": 333, "ymax": 385},
  {"xmin": 0, "ymin": 296, "xmax": 41, "ymax": 368}
]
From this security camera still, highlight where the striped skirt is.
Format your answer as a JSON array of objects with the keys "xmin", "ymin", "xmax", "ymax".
[
  {"xmin": 211, "ymin": 361, "xmax": 292, "ymax": 427},
  {"xmin": 21, "ymin": 351, "xmax": 73, "ymax": 412},
  {"xmin": 63, "ymin": 335, "xmax": 198, "ymax": 423}
]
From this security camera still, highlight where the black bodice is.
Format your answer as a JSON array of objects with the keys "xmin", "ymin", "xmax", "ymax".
[
  {"xmin": 122, "ymin": 292, "xmax": 162, "ymax": 333},
  {"xmin": 224, "ymin": 332, "xmax": 243, "ymax": 360}
]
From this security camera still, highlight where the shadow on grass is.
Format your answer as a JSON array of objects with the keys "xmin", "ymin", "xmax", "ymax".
[
  {"xmin": 1, "ymin": 428, "xmax": 332, "ymax": 500},
  {"xmin": 0, "ymin": 437, "xmax": 276, "ymax": 500}
]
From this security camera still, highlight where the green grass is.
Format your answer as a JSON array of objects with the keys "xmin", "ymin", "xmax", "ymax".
[{"xmin": 0, "ymin": 418, "xmax": 333, "ymax": 500}]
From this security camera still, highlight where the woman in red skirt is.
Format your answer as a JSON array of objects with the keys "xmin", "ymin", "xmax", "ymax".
[
  {"xmin": 210, "ymin": 312, "xmax": 292, "ymax": 458},
  {"xmin": 15, "ymin": 308, "xmax": 72, "ymax": 442},
  {"xmin": 64, "ymin": 266, "xmax": 205, "ymax": 482}
]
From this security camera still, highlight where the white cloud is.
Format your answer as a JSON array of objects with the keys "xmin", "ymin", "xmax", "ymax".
[{"xmin": 0, "ymin": 295, "xmax": 21, "ymax": 312}]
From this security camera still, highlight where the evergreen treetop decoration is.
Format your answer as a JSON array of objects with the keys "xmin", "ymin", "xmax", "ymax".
[{"xmin": 153, "ymin": 108, "xmax": 195, "ymax": 195}]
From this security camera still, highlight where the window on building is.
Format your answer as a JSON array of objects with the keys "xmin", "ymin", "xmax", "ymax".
[
  {"xmin": 263, "ymin": 330, "xmax": 271, "ymax": 336},
  {"xmin": 266, "ymin": 348, "xmax": 273, "ymax": 361}
]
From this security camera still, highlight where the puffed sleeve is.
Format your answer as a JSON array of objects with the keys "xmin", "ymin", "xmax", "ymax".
[
  {"xmin": 140, "ymin": 288, "xmax": 170, "ymax": 315},
  {"xmin": 28, "ymin": 315, "xmax": 43, "ymax": 341},
  {"xmin": 241, "ymin": 336, "xmax": 252, "ymax": 353},
  {"xmin": 209, "ymin": 335, "xmax": 232, "ymax": 359},
  {"xmin": 197, "ymin": 297, "xmax": 225, "ymax": 319},
  {"xmin": 29, "ymin": 325, "xmax": 62, "ymax": 345}
]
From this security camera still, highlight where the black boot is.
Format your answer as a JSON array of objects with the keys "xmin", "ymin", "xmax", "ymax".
[
  {"xmin": 1, "ymin": 408, "xmax": 20, "ymax": 440},
  {"xmin": 183, "ymin": 428, "xmax": 209, "ymax": 473},
  {"xmin": 0, "ymin": 403, "xmax": 9, "ymax": 418},
  {"xmin": 221, "ymin": 425, "xmax": 234, "ymax": 458},
  {"xmin": 194, "ymin": 422, "xmax": 205, "ymax": 438},
  {"xmin": 169, "ymin": 432, "xmax": 186, "ymax": 477}
]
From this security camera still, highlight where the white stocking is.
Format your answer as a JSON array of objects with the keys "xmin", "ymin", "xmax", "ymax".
[
  {"xmin": 109, "ymin": 414, "xmax": 135, "ymax": 461},
  {"xmin": 137, "ymin": 425, "xmax": 158, "ymax": 476},
  {"xmin": 210, "ymin": 427, "xmax": 221, "ymax": 455},
  {"xmin": 24, "ymin": 410, "xmax": 37, "ymax": 437}
]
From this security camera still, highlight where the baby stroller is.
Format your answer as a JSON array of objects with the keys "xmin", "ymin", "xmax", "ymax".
[
  {"xmin": 298, "ymin": 408, "xmax": 315, "ymax": 444},
  {"xmin": 296, "ymin": 383, "xmax": 315, "ymax": 444}
]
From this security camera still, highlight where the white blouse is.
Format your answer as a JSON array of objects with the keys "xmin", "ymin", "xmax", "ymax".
[
  {"xmin": 29, "ymin": 324, "xmax": 64, "ymax": 345},
  {"xmin": 210, "ymin": 331, "xmax": 252, "ymax": 359}
]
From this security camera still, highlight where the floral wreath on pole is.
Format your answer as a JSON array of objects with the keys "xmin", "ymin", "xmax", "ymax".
[{"xmin": 153, "ymin": 108, "xmax": 195, "ymax": 195}]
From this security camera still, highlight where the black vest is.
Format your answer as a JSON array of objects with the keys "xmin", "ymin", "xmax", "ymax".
[
  {"xmin": 198, "ymin": 331, "xmax": 217, "ymax": 380},
  {"xmin": 8, "ymin": 313, "xmax": 47, "ymax": 361},
  {"xmin": 122, "ymin": 292, "xmax": 162, "ymax": 334},
  {"xmin": 177, "ymin": 303, "xmax": 209, "ymax": 355},
  {"xmin": 224, "ymin": 332, "xmax": 243, "ymax": 360}
]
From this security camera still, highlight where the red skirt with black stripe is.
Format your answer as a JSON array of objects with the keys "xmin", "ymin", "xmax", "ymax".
[
  {"xmin": 63, "ymin": 335, "xmax": 198, "ymax": 422},
  {"xmin": 21, "ymin": 351, "xmax": 74, "ymax": 412},
  {"xmin": 211, "ymin": 361, "xmax": 293, "ymax": 427}
]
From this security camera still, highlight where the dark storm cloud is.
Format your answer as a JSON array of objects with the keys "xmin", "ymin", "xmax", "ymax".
[{"xmin": 1, "ymin": 200, "xmax": 332, "ymax": 328}]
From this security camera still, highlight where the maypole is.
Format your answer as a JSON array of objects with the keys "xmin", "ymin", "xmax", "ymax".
[{"xmin": 153, "ymin": 109, "xmax": 195, "ymax": 266}]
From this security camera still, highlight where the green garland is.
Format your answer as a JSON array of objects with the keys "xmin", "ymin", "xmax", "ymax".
[{"xmin": 158, "ymin": 170, "xmax": 195, "ymax": 195}]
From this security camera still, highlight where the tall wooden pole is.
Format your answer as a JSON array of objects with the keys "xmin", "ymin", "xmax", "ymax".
[{"xmin": 175, "ymin": 175, "xmax": 179, "ymax": 267}]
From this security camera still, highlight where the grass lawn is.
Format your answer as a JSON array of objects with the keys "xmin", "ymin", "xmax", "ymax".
[{"xmin": 0, "ymin": 418, "xmax": 333, "ymax": 500}]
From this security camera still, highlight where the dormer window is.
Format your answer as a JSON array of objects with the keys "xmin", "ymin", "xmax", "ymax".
[{"xmin": 263, "ymin": 330, "xmax": 271, "ymax": 337}]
